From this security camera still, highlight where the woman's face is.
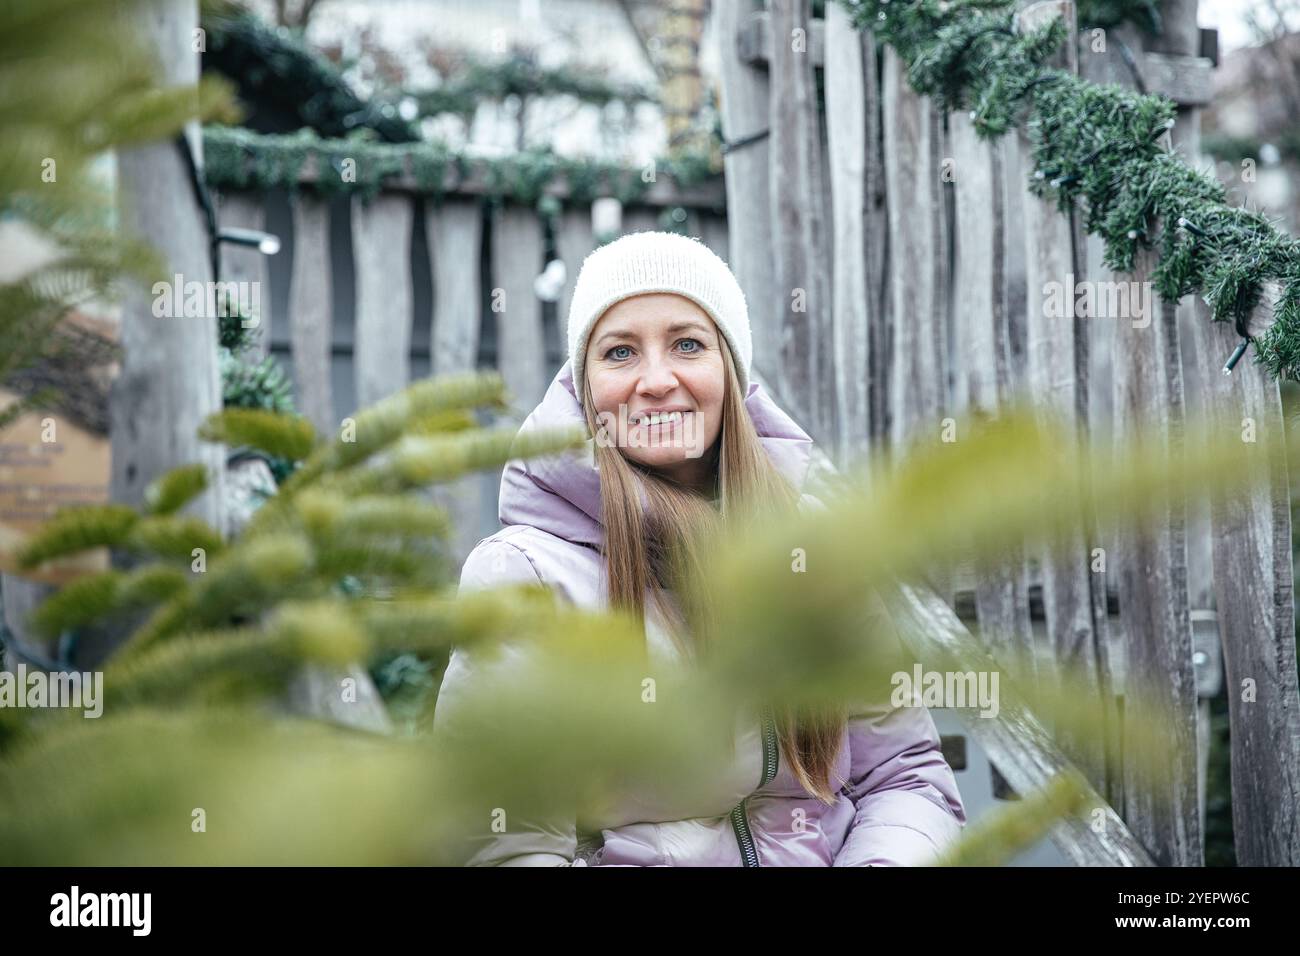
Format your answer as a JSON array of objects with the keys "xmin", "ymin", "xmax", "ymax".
[{"xmin": 586, "ymin": 292, "xmax": 726, "ymax": 487}]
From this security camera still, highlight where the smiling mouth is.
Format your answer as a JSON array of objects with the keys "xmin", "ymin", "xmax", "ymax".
[{"xmin": 629, "ymin": 411, "xmax": 689, "ymax": 426}]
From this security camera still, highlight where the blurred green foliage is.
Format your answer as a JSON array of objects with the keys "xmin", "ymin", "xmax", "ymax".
[{"xmin": 0, "ymin": 0, "xmax": 237, "ymax": 428}]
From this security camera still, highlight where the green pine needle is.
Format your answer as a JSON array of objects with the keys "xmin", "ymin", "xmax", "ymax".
[
  {"xmin": 199, "ymin": 407, "xmax": 318, "ymax": 462},
  {"xmin": 16, "ymin": 504, "xmax": 139, "ymax": 570},
  {"xmin": 29, "ymin": 565, "xmax": 189, "ymax": 640},
  {"xmin": 143, "ymin": 464, "xmax": 210, "ymax": 516}
]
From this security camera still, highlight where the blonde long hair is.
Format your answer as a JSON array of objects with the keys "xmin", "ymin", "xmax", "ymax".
[{"xmin": 580, "ymin": 332, "xmax": 847, "ymax": 804}]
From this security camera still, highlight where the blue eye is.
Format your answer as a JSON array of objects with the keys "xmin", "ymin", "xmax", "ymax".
[
  {"xmin": 678, "ymin": 338, "xmax": 702, "ymax": 353},
  {"xmin": 606, "ymin": 345, "xmax": 632, "ymax": 361}
]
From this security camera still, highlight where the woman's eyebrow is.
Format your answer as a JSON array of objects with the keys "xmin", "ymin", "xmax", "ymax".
[
  {"xmin": 592, "ymin": 328, "xmax": 635, "ymax": 349},
  {"xmin": 593, "ymin": 321, "xmax": 713, "ymax": 349},
  {"xmin": 664, "ymin": 321, "xmax": 714, "ymax": 338}
]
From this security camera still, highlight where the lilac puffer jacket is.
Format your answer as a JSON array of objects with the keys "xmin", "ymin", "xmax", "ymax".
[{"xmin": 434, "ymin": 361, "xmax": 967, "ymax": 866}]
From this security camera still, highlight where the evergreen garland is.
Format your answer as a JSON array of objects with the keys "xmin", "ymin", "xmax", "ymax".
[
  {"xmin": 203, "ymin": 125, "xmax": 721, "ymax": 208},
  {"xmin": 411, "ymin": 53, "xmax": 656, "ymax": 122},
  {"xmin": 836, "ymin": 0, "xmax": 1300, "ymax": 381}
]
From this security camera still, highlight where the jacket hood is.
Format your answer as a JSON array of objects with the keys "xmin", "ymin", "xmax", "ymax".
[{"xmin": 497, "ymin": 360, "xmax": 815, "ymax": 548}]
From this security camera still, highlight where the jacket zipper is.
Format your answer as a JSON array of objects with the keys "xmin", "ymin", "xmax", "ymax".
[{"xmin": 730, "ymin": 706, "xmax": 779, "ymax": 867}]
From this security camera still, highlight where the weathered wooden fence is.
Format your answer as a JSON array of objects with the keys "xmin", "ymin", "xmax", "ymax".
[
  {"xmin": 212, "ymin": 165, "xmax": 729, "ymax": 563},
  {"xmin": 721, "ymin": 0, "xmax": 1300, "ymax": 866}
]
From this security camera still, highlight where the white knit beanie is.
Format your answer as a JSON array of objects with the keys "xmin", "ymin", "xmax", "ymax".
[{"xmin": 566, "ymin": 231, "xmax": 752, "ymax": 403}]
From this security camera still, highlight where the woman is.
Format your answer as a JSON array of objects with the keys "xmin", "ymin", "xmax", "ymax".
[{"xmin": 434, "ymin": 231, "xmax": 966, "ymax": 866}]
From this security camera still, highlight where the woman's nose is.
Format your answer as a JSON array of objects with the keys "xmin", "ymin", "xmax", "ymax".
[{"xmin": 637, "ymin": 355, "xmax": 679, "ymax": 394}]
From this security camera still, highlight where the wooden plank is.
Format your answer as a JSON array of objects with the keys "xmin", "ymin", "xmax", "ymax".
[
  {"xmin": 1154, "ymin": 10, "xmax": 1217, "ymax": 655},
  {"xmin": 429, "ymin": 200, "xmax": 483, "ymax": 379},
  {"xmin": 1111, "ymin": 236, "xmax": 1202, "ymax": 866},
  {"xmin": 824, "ymin": 1, "xmax": 870, "ymax": 468},
  {"xmin": 887, "ymin": 581, "xmax": 1155, "ymax": 866},
  {"xmin": 882, "ymin": 47, "xmax": 946, "ymax": 450},
  {"xmin": 768, "ymin": 0, "xmax": 834, "ymax": 448},
  {"xmin": 427, "ymin": 199, "xmax": 486, "ymax": 567},
  {"xmin": 287, "ymin": 194, "xmax": 334, "ymax": 436},
  {"xmin": 1078, "ymin": 38, "xmax": 1127, "ymax": 797},
  {"xmin": 1080, "ymin": 7, "xmax": 1209, "ymax": 834},
  {"xmin": 718, "ymin": 0, "xmax": 779, "ymax": 395},
  {"xmin": 351, "ymin": 193, "xmax": 414, "ymax": 410},
  {"xmin": 216, "ymin": 191, "xmax": 271, "ymax": 360},
  {"xmin": 1187, "ymin": 292, "xmax": 1300, "ymax": 866},
  {"xmin": 1012, "ymin": 0, "xmax": 1117, "ymax": 807},
  {"xmin": 737, "ymin": 10, "xmax": 825, "ymax": 68},
  {"xmin": 949, "ymin": 111, "xmax": 1037, "ymax": 682},
  {"xmin": 489, "ymin": 204, "xmax": 547, "ymax": 414},
  {"xmin": 554, "ymin": 205, "xmax": 596, "ymax": 356},
  {"xmin": 1076, "ymin": 43, "xmax": 1213, "ymax": 107},
  {"xmin": 950, "ymin": 115, "xmax": 1005, "ymax": 423}
]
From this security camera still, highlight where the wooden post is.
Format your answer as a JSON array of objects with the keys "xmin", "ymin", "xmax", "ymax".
[
  {"xmin": 718, "ymin": 0, "xmax": 778, "ymax": 397},
  {"xmin": 428, "ymin": 198, "xmax": 486, "ymax": 566},
  {"xmin": 110, "ymin": 0, "xmax": 225, "ymax": 531},
  {"xmin": 489, "ymin": 203, "xmax": 546, "ymax": 414},
  {"xmin": 351, "ymin": 193, "xmax": 414, "ymax": 409},
  {"xmin": 429, "ymin": 200, "xmax": 484, "ymax": 380},
  {"xmin": 824, "ymin": 1, "xmax": 872, "ymax": 469},
  {"xmin": 1012, "ymin": 0, "xmax": 1117, "ymax": 806},
  {"xmin": 767, "ymin": 0, "xmax": 834, "ymax": 447},
  {"xmin": 949, "ymin": 110, "xmax": 1036, "ymax": 695},
  {"xmin": 554, "ymin": 204, "xmax": 596, "ymax": 350},
  {"xmin": 882, "ymin": 47, "xmax": 947, "ymax": 452},
  {"xmin": 287, "ymin": 193, "xmax": 334, "ymax": 436},
  {"xmin": 1093, "ymin": 8, "xmax": 1203, "ymax": 856},
  {"xmin": 1111, "ymin": 236, "xmax": 1202, "ymax": 866},
  {"xmin": 1188, "ymin": 295, "xmax": 1300, "ymax": 866}
]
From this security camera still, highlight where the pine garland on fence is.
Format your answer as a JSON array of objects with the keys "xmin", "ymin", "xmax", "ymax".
[
  {"xmin": 201, "ymin": 125, "xmax": 722, "ymax": 208},
  {"xmin": 837, "ymin": 0, "xmax": 1300, "ymax": 381}
]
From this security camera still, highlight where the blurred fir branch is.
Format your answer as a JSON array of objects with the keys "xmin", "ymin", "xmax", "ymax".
[
  {"xmin": 0, "ymin": 386, "xmax": 1285, "ymax": 864},
  {"xmin": 0, "ymin": 0, "xmax": 238, "ymax": 417},
  {"xmin": 935, "ymin": 768, "xmax": 1092, "ymax": 866}
]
